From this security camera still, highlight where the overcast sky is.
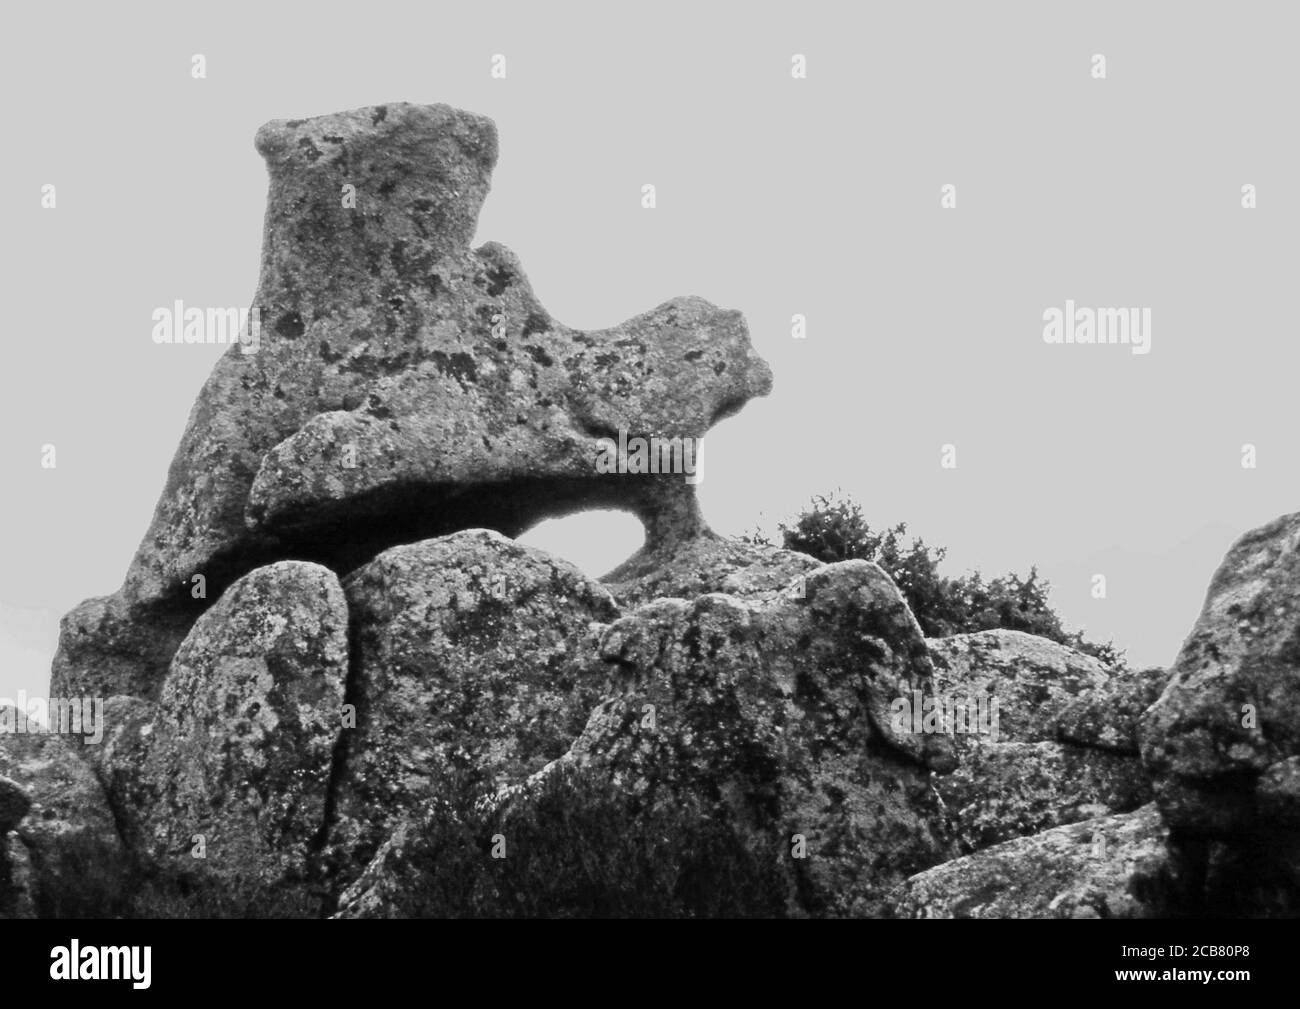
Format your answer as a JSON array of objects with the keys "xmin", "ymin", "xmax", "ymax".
[{"xmin": 3, "ymin": 0, "xmax": 1297, "ymax": 699}]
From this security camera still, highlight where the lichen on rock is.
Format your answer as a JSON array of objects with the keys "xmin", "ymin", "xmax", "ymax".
[{"xmin": 21, "ymin": 100, "xmax": 1296, "ymax": 920}]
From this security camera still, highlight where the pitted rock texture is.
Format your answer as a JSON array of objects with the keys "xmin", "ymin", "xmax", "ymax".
[
  {"xmin": 30, "ymin": 99, "xmax": 1292, "ymax": 920},
  {"xmin": 925, "ymin": 632, "xmax": 1151, "ymax": 853},
  {"xmin": 927, "ymin": 630, "xmax": 1111, "ymax": 739},
  {"xmin": 52, "ymin": 101, "xmax": 772, "ymax": 703},
  {"xmin": 81, "ymin": 696, "xmax": 154, "ymax": 853},
  {"xmin": 330, "ymin": 759, "xmax": 800, "ymax": 920},
  {"xmin": 604, "ymin": 534, "xmax": 823, "ymax": 608},
  {"xmin": 937, "ymin": 741, "xmax": 1151, "ymax": 855},
  {"xmin": 333, "ymin": 760, "xmax": 795, "ymax": 919},
  {"xmin": 886, "ymin": 803, "xmax": 1167, "ymax": 919},
  {"xmin": 1054, "ymin": 665, "xmax": 1169, "ymax": 754},
  {"xmin": 337, "ymin": 561, "xmax": 960, "ymax": 918},
  {"xmin": 132, "ymin": 562, "xmax": 349, "ymax": 915},
  {"xmin": 50, "ymin": 594, "xmax": 190, "ymax": 704},
  {"xmin": 585, "ymin": 561, "xmax": 958, "ymax": 779},
  {"xmin": 1140, "ymin": 511, "xmax": 1300, "ymax": 914},
  {"xmin": 325, "ymin": 530, "xmax": 619, "ymax": 889}
]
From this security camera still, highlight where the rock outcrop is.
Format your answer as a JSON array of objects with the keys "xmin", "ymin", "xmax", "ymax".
[
  {"xmin": 886, "ymin": 803, "xmax": 1167, "ymax": 919},
  {"xmin": 14, "ymin": 101, "xmax": 797, "ymax": 918},
  {"xmin": 925, "ymin": 632, "xmax": 1151, "ymax": 853},
  {"xmin": 326, "ymin": 530, "xmax": 618, "ymax": 887},
  {"xmin": 134, "ymin": 562, "xmax": 347, "ymax": 915},
  {"xmin": 336, "ymin": 561, "xmax": 957, "ymax": 917},
  {"xmin": 1055, "ymin": 664, "xmax": 1168, "ymax": 754},
  {"xmin": 11, "ymin": 100, "xmax": 1296, "ymax": 920},
  {"xmin": 52, "ymin": 101, "xmax": 771, "ymax": 705},
  {"xmin": 1140, "ymin": 511, "xmax": 1300, "ymax": 915},
  {"xmin": 927, "ymin": 629, "xmax": 1111, "ymax": 735}
]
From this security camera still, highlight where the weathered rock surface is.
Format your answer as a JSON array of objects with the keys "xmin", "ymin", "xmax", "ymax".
[
  {"xmin": 0, "ymin": 713, "xmax": 129, "ymax": 917},
  {"xmin": 937, "ymin": 740, "xmax": 1151, "ymax": 854},
  {"xmin": 604, "ymin": 533, "xmax": 822, "ymax": 608},
  {"xmin": 336, "ymin": 561, "xmax": 959, "ymax": 918},
  {"xmin": 80, "ymin": 696, "xmax": 155, "ymax": 852},
  {"xmin": 326, "ymin": 530, "xmax": 619, "ymax": 890},
  {"xmin": 924, "ymin": 631, "xmax": 1150, "ymax": 853},
  {"xmin": 50, "ymin": 593, "xmax": 190, "ymax": 704},
  {"xmin": 1055, "ymin": 665, "xmax": 1169, "ymax": 754},
  {"xmin": 333, "ymin": 758, "xmax": 798, "ymax": 919},
  {"xmin": 582, "ymin": 585, "xmax": 954, "ymax": 917},
  {"xmin": 886, "ymin": 804, "xmax": 1167, "ymax": 919},
  {"xmin": 1140, "ymin": 511, "xmax": 1300, "ymax": 915},
  {"xmin": 927, "ymin": 630, "xmax": 1110, "ymax": 740},
  {"xmin": 135, "ymin": 562, "xmax": 349, "ymax": 915},
  {"xmin": 53, "ymin": 102, "xmax": 772, "ymax": 706},
  {"xmin": 34, "ymin": 99, "xmax": 1291, "ymax": 920}
]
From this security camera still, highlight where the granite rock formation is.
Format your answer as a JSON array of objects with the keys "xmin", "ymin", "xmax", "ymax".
[
  {"xmin": 336, "ymin": 561, "xmax": 957, "ymax": 917},
  {"xmin": 1140, "ymin": 512, "xmax": 1300, "ymax": 915},
  {"xmin": 885, "ymin": 803, "xmax": 1167, "ymax": 919},
  {"xmin": 925, "ymin": 632, "xmax": 1151, "ymax": 853},
  {"xmin": 6, "ymin": 102, "xmax": 1296, "ymax": 919},
  {"xmin": 51, "ymin": 101, "xmax": 771, "ymax": 705}
]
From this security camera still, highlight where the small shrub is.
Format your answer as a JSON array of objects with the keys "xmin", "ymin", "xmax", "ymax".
[{"xmin": 751, "ymin": 491, "xmax": 1125, "ymax": 667}]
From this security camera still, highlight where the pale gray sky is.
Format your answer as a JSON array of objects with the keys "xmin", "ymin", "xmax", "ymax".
[{"xmin": 3, "ymin": 0, "xmax": 1297, "ymax": 700}]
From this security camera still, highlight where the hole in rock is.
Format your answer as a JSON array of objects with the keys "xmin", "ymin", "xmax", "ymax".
[
  {"xmin": 124, "ymin": 488, "xmax": 659, "ymax": 702},
  {"xmin": 155, "ymin": 477, "xmax": 680, "ymax": 629},
  {"xmin": 517, "ymin": 510, "xmax": 645, "ymax": 580}
]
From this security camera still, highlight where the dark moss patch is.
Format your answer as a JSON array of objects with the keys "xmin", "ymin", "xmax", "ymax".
[
  {"xmin": 524, "ymin": 345, "xmax": 554, "ymax": 367},
  {"xmin": 430, "ymin": 351, "xmax": 478, "ymax": 385},
  {"xmin": 483, "ymin": 266, "xmax": 512, "ymax": 297},
  {"xmin": 275, "ymin": 312, "xmax": 306, "ymax": 339},
  {"xmin": 522, "ymin": 313, "xmax": 550, "ymax": 337}
]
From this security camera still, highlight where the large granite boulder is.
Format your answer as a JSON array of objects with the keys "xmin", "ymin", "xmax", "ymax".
[
  {"xmin": 50, "ymin": 594, "xmax": 191, "ymax": 707},
  {"xmin": 1140, "ymin": 511, "xmax": 1300, "ymax": 915},
  {"xmin": 335, "ymin": 560, "xmax": 959, "ymax": 918},
  {"xmin": 324, "ymin": 530, "xmax": 619, "ymax": 892},
  {"xmin": 886, "ymin": 803, "xmax": 1167, "ymax": 919},
  {"xmin": 1055, "ymin": 665, "xmax": 1169, "ymax": 754},
  {"xmin": 927, "ymin": 629, "xmax": 1110, "ymax": 738},
  {"xmin": 924, "ymin": 631, "xmax": 1151, "ymax": 853},
  {"xmin": 131, "ymin": 561, "xmax": 349, "ymax": 916},
  {"xmin": 936, "ymin": 741, "xmax": 1150, "ymax": 854}
]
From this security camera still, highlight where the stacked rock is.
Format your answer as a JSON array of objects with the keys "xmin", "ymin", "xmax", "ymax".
[{"xmin": 6, "ymin": 104, "xmax": 958, "ymax": 918}]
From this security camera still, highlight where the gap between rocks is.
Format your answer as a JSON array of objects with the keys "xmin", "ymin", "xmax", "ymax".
[{"xmin": 125, "ymin": 474, "xmax": 676, "ymax": 702}]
